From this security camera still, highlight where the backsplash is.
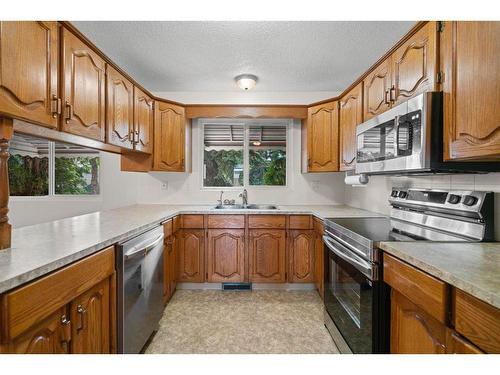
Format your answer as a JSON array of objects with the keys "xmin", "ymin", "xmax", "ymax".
[{"xmin": 345, "ymin": 173, "xmax": 500, "ymax": 240}]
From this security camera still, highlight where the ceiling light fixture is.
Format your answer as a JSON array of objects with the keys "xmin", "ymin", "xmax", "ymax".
[{"xmin": 235, "ymin": 74, "xmax": 258, "ymax": 90}]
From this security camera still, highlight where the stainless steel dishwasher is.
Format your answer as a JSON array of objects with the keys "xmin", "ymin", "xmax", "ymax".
[{"xmin": 116, "ymin": 226, "xmax": 164, "ymax": 354}]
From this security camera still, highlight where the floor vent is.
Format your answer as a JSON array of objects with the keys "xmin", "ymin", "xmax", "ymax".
[{"xmin": 222, "ymin": 282, "xmax": 252, "ymax": 291}]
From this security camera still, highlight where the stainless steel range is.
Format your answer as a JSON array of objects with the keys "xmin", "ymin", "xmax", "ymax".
[{"xmin": 323, "ymin": 188, "xmax": 494, "ymax": 354}]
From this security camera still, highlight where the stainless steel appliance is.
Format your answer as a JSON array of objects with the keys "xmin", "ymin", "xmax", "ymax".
[
  {"xmin": 323, "ymin": 188, "xmax": 494, "ymax": 353},
  {"xmin": 355, "ymin": 92, "xmax": 499, "ymax": 175},
  {"xmin": 117, "ymin": 226, "xmax": 164, "ymax": 354}
]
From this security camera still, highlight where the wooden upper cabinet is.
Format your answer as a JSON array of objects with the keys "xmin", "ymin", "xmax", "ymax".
[
  {"xmin": 106, "ymin": 65, "xmax": 134, "ymax": 149},
  {"xmin": 0, "ymin": 21, "xmax": 59, "ymax": 128},
  {"xmin": 363, "ymin": 57, "xmax": 391, "ymax": 120},
  {"xmin": 178, "ymin": 229, "xmax": 205, "ymax": 282},
  {"xmin": 339, "ymin": 83, "xmax": 363, "ymax": 171},
  {"xmin": 391, "ymin": 22, "xmax": 437, "ymax": 105},
  {"xmin": 248, "ymin": 229, "xmax": 286, "ymax": 283},
  {"xmin": 61, "ymin": 27, "xmax": 106, "ymax": 141},
  {"xmin": 442, "ymin": 21, "xmax": 500, "ymax": 161},
  {"xmin": 133, "ymin": 86, "xmax": 154, "ymax": 154},
  {"xmin": 305, "ymin": 101, "xmax": 339, "ymax": 172},
  {"xmin": 206, "ymin": 229, "xmax": 245, "ymax": 283},
  {"xmin": 154, "ymin": 101, "xmax": 186, "ymax": 171},
  {"xmin": 288, "ymin": 230, "xmax": 314, "ymax": 283},
  {"xmin": 70, "ymin": 278, "xmax": 111, "ymax": 354}
]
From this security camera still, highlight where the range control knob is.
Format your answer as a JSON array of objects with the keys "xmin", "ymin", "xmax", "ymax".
[
  {"xmin": 462, "ymin": 195, "xmax": 478, "ymax": 206},
  {"xmin": 447, "ymin": 194, "xmax": 461, "ymax": 204},
  {"xmin": 391, "ymin": 190, "xmax": 399, "ymax": 198},
  {"xmin": 398, "ymin": 191, "xmax": 408, "ymax": 199}
]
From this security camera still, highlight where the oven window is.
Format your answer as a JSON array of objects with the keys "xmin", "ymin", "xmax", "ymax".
[{"xmin": 332, "ymin": 257, "xmax": 362, "ymax": 327}]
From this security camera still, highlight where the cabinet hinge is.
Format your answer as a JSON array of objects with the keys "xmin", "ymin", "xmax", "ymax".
[
  {"xmin": 437, "ymin": 21, "xmax": 445, "ymax": 33},
  {"xmin": 436, "ymin": 71, "xmax": 445, "ymax": 84}
]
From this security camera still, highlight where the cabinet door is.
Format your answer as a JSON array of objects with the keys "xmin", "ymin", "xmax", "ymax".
[
  {"xmin": 306, "ymin": 101, "xmax": 339, "ymax": 172},
  {"xmin": 391, "ymin": 22, "xmax": 437, "ymax": 105},
  {"xmin": 0, "ymin": 21, "xmax": 59, "ymax": 128},
  {"xmin": 363, "ymin": 57, "xmax": 391, "ymax": 120},
  {"xmin": 154, "ymin": 101, "xmax": 186, "ymax": 171},
  {"xmin": 313, "ymin": 223, "xmax": 324, "ymax": 299},
  {"xmin": 288, "ymin": 230, "xmax": 315, "ymax": 283},
  {"xmin": 442, "ymin": 21, "xmax": 500, "ymax": 160},
  {"xmin": 61, "ymin": 28, "xmax": 106, "ymax": 141},
  {"xmin": 339, "ymin": 83, "xmax": 363, "ymax": 171},
  {"xmin": 390, "ymin": 290, "xmax": 446, "ymax": 354},
  {"xmin": 248, "ymin": 229, "xmax": 286, "ymax": 283},
  {"xmin": 178, "ymin": 229, "xmax": 205, "ymax": 282},
  {"xmin": 106, "ymin": 65, "xmax": 134, "ymax": 149},
  {"xmin": 133, "ymin": 86, "xmax": 154, "ymax": 154},
  {"xmin": 163, "ymin": 237, "xmax": 172, "ymax": 304},
  {"xmin": 3, "ymin": 307, "xmax": 70, "ymax": 354},
  {"xmin": 70, "ymin": 277, "xmax": 111, "ymax": 354},
  {"xmin": 207, "ymin": 229, "xmax": 245, "ymax": 282},
  {"xmin": 171, "ymin": 231, "xmax": 179, "ymax": 292}
]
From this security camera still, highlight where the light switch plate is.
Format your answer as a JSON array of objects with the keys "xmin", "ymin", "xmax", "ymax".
[{"xmin": 161, "ymin": 182, "xmax": 168, "ymax": 190}]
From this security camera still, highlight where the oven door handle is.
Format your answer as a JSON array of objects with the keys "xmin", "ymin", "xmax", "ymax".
[{"xmin": 323, "ymin": 235, "xmax": 374, "ymax": 279}]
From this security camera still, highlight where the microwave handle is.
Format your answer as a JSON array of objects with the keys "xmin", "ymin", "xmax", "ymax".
[
  {"xmin": 323, "ymin": 235, "xmax": 373, "ymax": 279},
  {"xmin": 394, "ymin": 115, "xmax": 399, "ymax": 157}
]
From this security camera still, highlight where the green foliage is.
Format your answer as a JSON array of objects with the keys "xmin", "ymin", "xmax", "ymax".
[
  {"xmin": 55, "ymin": 156, "xmax": 100, "ymax": 194},
  {"xmin": 249, "ymin": 149, "xmax": 286, "ymax": 186},
  {"xmin": 204, "ymin": 149, "xmax": 243, "ymax": 187},
  {"xmin": 8, "ymin": 154, "xmax": 49, "ymax": 196}
]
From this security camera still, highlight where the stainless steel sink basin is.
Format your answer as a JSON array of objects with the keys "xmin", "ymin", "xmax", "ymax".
[
  {"xmin": 213, "ymin": 204, "xmax": 278, "ymax": 210},
  {"xmin": 245, "ymin": 204, "xmax": 278, "ymax": 210}
]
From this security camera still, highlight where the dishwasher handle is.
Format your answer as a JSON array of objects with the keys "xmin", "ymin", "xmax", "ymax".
[{"xmin": 124, "ymin": 234, "xmax": 164, "ymax": 261}]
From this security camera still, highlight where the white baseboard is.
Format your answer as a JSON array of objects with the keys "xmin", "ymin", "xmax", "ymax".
[{"xmin": 176, "ymin": 282, "xmax": 316, "ymax": 291}]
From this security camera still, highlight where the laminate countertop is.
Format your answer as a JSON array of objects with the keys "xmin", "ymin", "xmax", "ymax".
[
  {"xmin": 379, "ymin": 242, "xmax": 500, "ymax": 309},
  {"xmin": 0, "ymin": 204, "xmax": 382, "ymax": 294}
]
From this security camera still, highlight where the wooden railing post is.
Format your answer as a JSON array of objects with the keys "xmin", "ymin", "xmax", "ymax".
[{"xmin": 0, "ymin": 117, "xmax": 13, "ymax": 250}]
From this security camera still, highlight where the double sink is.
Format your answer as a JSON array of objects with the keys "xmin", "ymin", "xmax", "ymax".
[{"xmin": 213, "ymin": 204, "xmax": 278, "ymax": 210}]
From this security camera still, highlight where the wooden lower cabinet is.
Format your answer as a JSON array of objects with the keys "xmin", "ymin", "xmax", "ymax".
[
  {"xmin": 446, "ymin": 328, "xmax": 483, "ymax": 354},
  {"xmin": 288, "ymin": 230, "xmax": 314, "ymax": 283},
  {"xmin": 390, "ymin": 290, "xmax": 446, "ymax": 354},
  {"xmin": 313, "ymin": 219, "xmax": 324, "ymax": 299},
  {"xmin": 0, "ymin": 247, "xmax": 115, "ymax": 354},
  {"xmin": 177, "ymin": 229, "xmax": 205, "ymax": 282},
  {"xmin": 69, "ymin": 278, "xmax": 111, "ymax": 354},
  {"xmin": 207, "ymin": 229, "xmax": 245, "ymax": 282},
  {"xmin": 248, "ymin": 229, "xmax": 286, "ymax": 283}
]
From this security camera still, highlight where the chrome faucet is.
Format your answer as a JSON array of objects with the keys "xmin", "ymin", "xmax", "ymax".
[
  {"xmin": 239, "ymin": 189, "xmax": 248, "ymax": 206},
  {"xmin": 217, "ymin": 191, "xmax": 224, "ymax": 206}
]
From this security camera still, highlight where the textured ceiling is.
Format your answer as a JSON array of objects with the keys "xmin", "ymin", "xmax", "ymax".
[{"xmin": 73, "ymin": 21, "xmax": 415, "ymax": 93}]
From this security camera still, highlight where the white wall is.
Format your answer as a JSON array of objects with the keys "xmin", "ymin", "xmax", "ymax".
[
  {"xmin": 153, "ymin": 91, "xmax": 340, "ymax": 105},
  {"xmin": 137, "ymin": 119, "xmax": 346, "ymax": 206},
  {"xmin": 9, "ymin": 151, "xmax": 140, "ymax": 228},
  {"xmin": 345, "ymin": 173, "xmax": 500, "ymax": 240}
]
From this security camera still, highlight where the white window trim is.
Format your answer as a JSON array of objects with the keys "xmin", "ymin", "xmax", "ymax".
[
  {"xmin": 10, "ymin": 140, "xmax": 102, "ymax": 200},
  {"xmin": 199, "ymin": 118, "xmax": 291, "ymax": 190}
]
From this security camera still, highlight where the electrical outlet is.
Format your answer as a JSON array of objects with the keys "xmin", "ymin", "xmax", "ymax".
[
  {"xmin": 161, "ymin": 182, "xmax": 168, "ymax": 190},
  {"xmin": 311, "ymin": 181, "xmax": 320, "ymax": 191}
]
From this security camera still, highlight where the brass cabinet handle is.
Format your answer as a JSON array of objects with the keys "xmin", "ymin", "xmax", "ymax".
[
  {"xmin": 65, "ymin": 101, "xmax": 73, "ymax": 124},
  {"xmin": 389, "ymin": 85, "xmax": 396, "ymax": 102},
  {"xmin": 129, "ymin": 130, "xmax": 135, "ymax": 145},
  {"xmin": 384, "ymin": 90, "xmax": 390, "ymax": 105},
  {"xmin": 76, "ymin": 304, "xmax": 86, "ymax": 332},
  {"xmin": 60, "ymin": 314, "xmax": 71, "ymax": 349},
  {"xmin": 51, "ymin": 95, "xmax": 61, "ymax": 118}
]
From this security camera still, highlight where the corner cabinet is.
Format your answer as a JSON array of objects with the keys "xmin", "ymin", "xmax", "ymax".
[
  {"xmin": 154, "ymin": 101, "xmax": 188, "ymax": 171},
  {"xmin": 0, "ymin": 247, "xmax": 116, "ymax": 354},
  {"xmin": 441, "ymin": 21, "xmax": 500, "ymax": 160},
  {"xmin": 303, "ymin": 101, "xmax": 339, "ymax": 172},
  {"xmin": 106, "ymin": 65, "xmax": 134, "ymax": 149},
  {"xmin": 0, "ymin": 21, "xmax": 59, "ymax": 128},
  {"xmin": 339, "ymin": 83, "xmax": 363, "ymax": 171},
  {"xmin": 133, "ymin": 87, "xmax": 154, "ymax": 154},
  {"xmin": 363, "ymin": 57, "xmax": 391, "ymax": 121},
  {"xmin": 61, "ymin": 27, "xmax": 106, "ymax": 141}
]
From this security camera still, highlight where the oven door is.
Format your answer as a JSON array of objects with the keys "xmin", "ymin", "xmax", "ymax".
[{"xmin": 323, "ymin": 235, "xmax": 377, "ymax": 354}]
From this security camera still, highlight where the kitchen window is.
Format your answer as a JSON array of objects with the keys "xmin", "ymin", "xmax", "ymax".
[
  {"xmin": 8, "ymin": 133, "xmax": 101, "ymax": 197},
  {"xmin": 202, "ymin": 120, "xmax": 288, "ymax": 188}
]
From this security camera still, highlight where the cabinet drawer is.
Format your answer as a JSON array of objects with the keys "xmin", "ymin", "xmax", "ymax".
[
  {"xmin": 454, "ymin": 289, "xmax": 500, "ymax": 353},
  {"xmin": 182, "ymin": 214, "xmax": 204, "ymax": 229},
  {"xmin": 383, "ymin": 253, "xmax": 447, "ymax": 323},
  {"xmin": 248, "ymin": 215, "xmax": 286, "ymax": 229},
  {"xmin": 288, "ymin": 215, "xmax": 312, "ymax": 229},
  {"xmin": 313, "ymin": 217, "xmax": 324, "ymax": 234},
  {"xmin": 163, "ymin": 219, "xmax": 173, "ymax": 237},
  {"xmin": 207, "ymin": 215, "xmax": 245, "ymax": 229},
  {"xmin": 0, "ymin": 247, "xmax": 115, "ymax": 342}
]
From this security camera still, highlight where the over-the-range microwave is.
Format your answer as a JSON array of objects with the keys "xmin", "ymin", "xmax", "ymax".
[{"xmin": 354, "ymin": 92, "xmax": 499, "ymax": 175}]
